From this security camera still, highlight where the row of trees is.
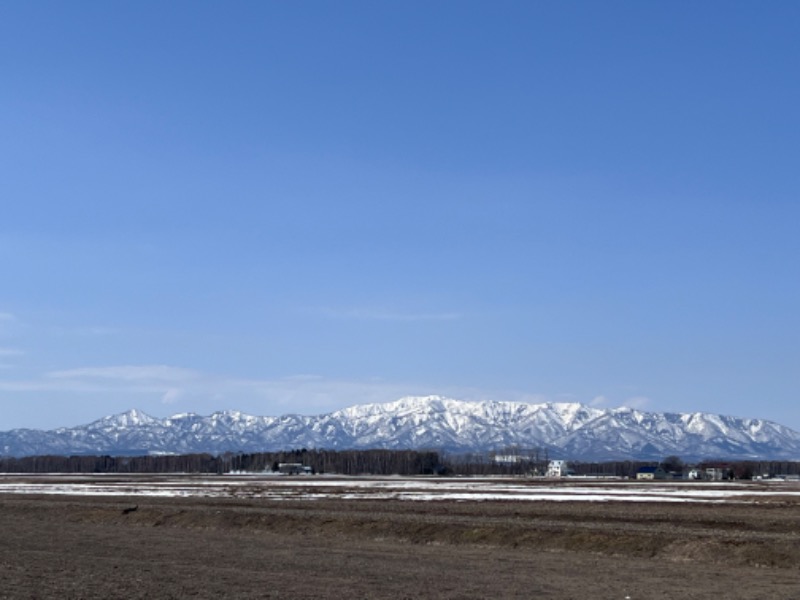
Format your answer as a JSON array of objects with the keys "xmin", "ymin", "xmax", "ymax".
[
  {"xmin": 223, "ymin": 448, "xmax": 442, "ymax": 475},
  {"xmin": 569, "ymin": 458, "xmax": 800, "ymax": 479},
  {"xmin": 0, "ymin": 449, "xmax": 442, "ymax": 476},
  {"xmin": 2, "ymin": 449, "xmax": 800, "ymax": 478}
]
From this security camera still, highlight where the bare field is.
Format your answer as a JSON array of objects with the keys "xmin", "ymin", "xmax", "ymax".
[{"xmin": 1, "ymin": 476, "xmax": 800, "ymax": 599}]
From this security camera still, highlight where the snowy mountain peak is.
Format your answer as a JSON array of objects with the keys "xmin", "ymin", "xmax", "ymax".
[
  {"xmin": 379, "ymin": 395, "xmax": 454, "ymax": 412},
  {"xmin": 2, "ymin": 398, "xmax": 800, "ymax": 460},
  {"xmin": 92, "ymin": 408, "xmax": 158, "ymax": 428}
]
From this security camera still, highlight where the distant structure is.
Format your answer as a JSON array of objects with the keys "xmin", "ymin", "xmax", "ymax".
[
  {"xmin": 703, "ymin": 465, "xmax": 732, "ymax": 481},
  {"xmin": 636, "ymin": 466, "xmax": 668, "ymax": 480},
  {"xmin": 492, "ymin": 453, "xmax": 534, "ymax": 465},
  {"xmin": 546, "ymin": 460, "xmax": 571, "ymax": 478},
  {"xmin": 277, "ymin": 462, "xmax": 312, "ymax": 475}
]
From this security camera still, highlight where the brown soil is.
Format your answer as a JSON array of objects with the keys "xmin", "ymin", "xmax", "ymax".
[{"xmin": 1, "ymin": 481, "xmax": 799, "ymax": 599}]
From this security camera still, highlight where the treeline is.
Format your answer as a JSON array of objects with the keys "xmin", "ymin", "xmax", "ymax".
[
  {"xmin": 568, "ymin": 459, "xmax": 800, "ymax": 479},
  {"xmin": 0, "ymin": 449, "xmax": 442, "ymax": 476},
  {"xmin": 3, "ymin": 450, "xmax": 800, "ymax": 478}
]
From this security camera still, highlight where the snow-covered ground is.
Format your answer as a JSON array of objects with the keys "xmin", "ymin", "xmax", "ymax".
[{"xmin": 1, "ymin": 475, "xmax": 799, "ymax": 503}]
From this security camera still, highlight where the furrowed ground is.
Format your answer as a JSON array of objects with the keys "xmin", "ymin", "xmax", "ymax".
[{"xmin": 1, "ymin": 476, "xmax": 799, "ymax": 599}]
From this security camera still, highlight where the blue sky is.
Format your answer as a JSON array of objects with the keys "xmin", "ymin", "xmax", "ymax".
[{"xmin": 2, "ymin": 2, "xmax": 799, "ymax": 430}]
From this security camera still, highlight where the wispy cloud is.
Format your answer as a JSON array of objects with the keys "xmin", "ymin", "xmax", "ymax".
[
  {"xmin": 1, "ymin": 358, "xmax": 658, "ymax": 418},
  {"xmin": 0, "ymin": 348, "xmax": 24, "ymax": 357},
  {"xmin": 0, "ymin": 347, "xmax": 24, "ymax": 370},
  {"xmin": 0, "ymin": 366, "xmax": 202, "ymax": 395},
  {"xmin": 161, "ymin": 388, "xmax": 184, "ymax": 405},
  {"xmin": 0, "ymin": 379, "xmax": 120, "ymax": 393},
  {"xmin": 0, "ymin": 364, "xmax": 473, "ymax": 416},
  {"xmin": 0, "ymin": 312, "xmax": 17, "ymax": 330},
  {"xmin": 625, "ymin": 396, "xmax": 652, "ymax": 410},
  {"xmin": 51, "ymin": 326, "xmax": 120, "ymax": 337},
  {"xmin": 47, "ymin": 365, "xmax": 201, "ymax": 382},
  {"xmin": 589, "ymin": 394, "xmax": 653, "ymax": 411},
  {"xmin": 312, "ymin": 307, "xmax": 463, "ymax": 322},
  {"xmin": 0, "ymin": 361, "xmax": 606, "ymax": 424}
]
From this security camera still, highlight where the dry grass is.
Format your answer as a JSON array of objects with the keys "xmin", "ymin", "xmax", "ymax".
[{"xmin": 2, "ymin": 480, "xmax": 800, "ymax": 598}]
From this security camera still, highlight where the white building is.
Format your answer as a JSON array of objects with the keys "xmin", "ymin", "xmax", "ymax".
[
  {"xmin": 547, "ymin": 460, "xmax": 570, "ymax": 477},
  {"xmin": 493, "ymin": 454, "xmax": 534, "ymax": 465}
]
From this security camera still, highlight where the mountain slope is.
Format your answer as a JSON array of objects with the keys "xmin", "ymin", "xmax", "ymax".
[{"xmin": 1, "ymin": 396, "xmax": 799, "ymax": 460}]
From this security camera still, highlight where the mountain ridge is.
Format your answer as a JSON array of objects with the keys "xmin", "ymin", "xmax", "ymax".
[{"xmin": 2, "ymin": 395, "xmax": 799, "ymax": 460}]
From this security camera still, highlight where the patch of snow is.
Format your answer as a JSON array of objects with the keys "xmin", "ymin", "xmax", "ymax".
[{"xmin": 2, "ymin": 477, "xmax": 799, "ymax": 504}]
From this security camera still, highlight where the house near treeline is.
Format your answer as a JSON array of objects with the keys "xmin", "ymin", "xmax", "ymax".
[
  {"xmin": 636, "ymin": 466, "xmax": 668, "ymax": 480},
  {"xmin": 703, "ymin": 465, "xmax": 736, "ymax": 480},
  {"xmin": 546, "ymin": 460, "xmax": 572, "ymax": 477},
  {"xmin": 685, "ymin": 465, "xmax": 733, "ymax": 480},
  {"xmin": 687, "ymin": 468, "xmax": 703, "ymax": 480}
]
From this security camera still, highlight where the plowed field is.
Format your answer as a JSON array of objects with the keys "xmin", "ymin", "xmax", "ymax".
[{"xmin": 1, "ymin": 476, "xmax": 799, "ymax": 599}]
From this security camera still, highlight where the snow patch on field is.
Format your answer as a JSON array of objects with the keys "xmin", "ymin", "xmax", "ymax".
[{"xmin": 1, "ymin": 476, "xmax": 800, "ymax": 503}]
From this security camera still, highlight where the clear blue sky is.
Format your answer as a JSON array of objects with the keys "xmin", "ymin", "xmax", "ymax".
[{"xmin": 1, "ymin": 2, "xmax": 799, "ymax": 430}]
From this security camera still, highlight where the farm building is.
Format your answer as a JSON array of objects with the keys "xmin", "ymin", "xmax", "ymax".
[
  {"xmin": 546, "ymin": 460, "xmax": 572, "ymax": 477},
  {"xmin": 704, "ymin": 466, "xmax": 731, "ymax": 480},
  {"xmin": 636, "ymin": 466, "xmax": 668, "ymax": 480}
]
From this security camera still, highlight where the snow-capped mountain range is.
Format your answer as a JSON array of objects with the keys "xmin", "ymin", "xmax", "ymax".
[{"xmin": 2, "ymin": 396, "xmax": 799, "ymax": 460}]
